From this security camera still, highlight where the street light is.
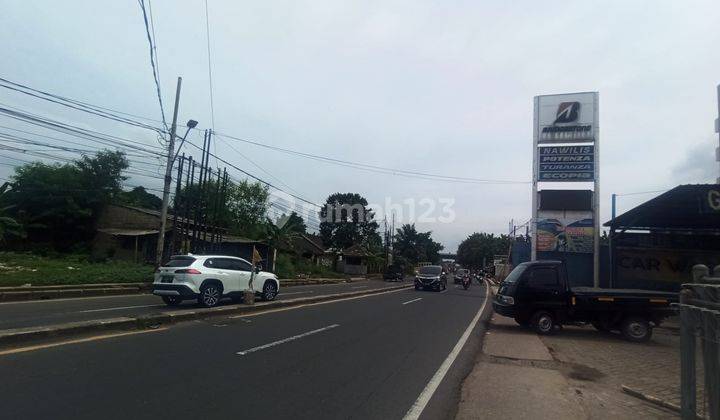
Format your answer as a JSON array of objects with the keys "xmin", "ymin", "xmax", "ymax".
[{"xmin": 172, "ymin": 119, "xmax": 199, "ymax": 164}]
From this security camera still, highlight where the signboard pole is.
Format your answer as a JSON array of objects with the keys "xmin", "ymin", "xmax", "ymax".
[
  {"xmin": 593, "ymin": 94, "xmax": 600, "ymax": 287},
  {"xmin": 531, "ymin": 97, "xmax": 539, "ymax": 261}
]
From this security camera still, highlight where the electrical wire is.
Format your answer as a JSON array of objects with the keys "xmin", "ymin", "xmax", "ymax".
[
  {"xmin": 137, "ymin": 0, "xmax": 169, "ymax": 132},
  {"xmin": 0, "ymin": 78, "xmax": 164, "ymax": 133},
  {"xmin": 213, "ymin": 132, "xmax": 530, "ymax": 185}
]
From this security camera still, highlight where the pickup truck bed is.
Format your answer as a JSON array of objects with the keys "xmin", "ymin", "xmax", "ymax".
[{"xmin": 571, "ymin": 287, "xmax": 677, "ymax": 299}]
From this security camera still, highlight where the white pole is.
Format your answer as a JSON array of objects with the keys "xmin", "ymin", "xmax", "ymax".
[
  {"xmin": 593, "ymin": 92, "xmax": 600, "ymax": 287},
  {"xmin": 531, "ymin": 96, "xmax": 539, "ymax": 261}
]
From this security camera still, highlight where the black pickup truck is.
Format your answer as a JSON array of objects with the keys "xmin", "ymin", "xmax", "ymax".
[{"xmin": 493, "ymin": 260, "xmax": 677, "ymax": 342}]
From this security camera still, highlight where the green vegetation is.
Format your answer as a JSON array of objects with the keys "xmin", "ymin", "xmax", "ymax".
[
  {"xmin": 274, "ymin": 252, "xmax": 343, "ymax": 279},
  {"xmin": 0, "ymin": 252, "xmax": 154, "ymax": 287},
  {"xmin": 393, "ymin": 223, "xmax": 444, "ymax": 269},
  {"xmin": 319, "ymin": 192, "xmax": 380, "ymax": 250},
  {"xmin": 5, "ymin": 151, "xmax": 128, "ymax": 249},
  {"xmin": 456, "ymin": 232, "xmax": 512, "ymax": 269}
]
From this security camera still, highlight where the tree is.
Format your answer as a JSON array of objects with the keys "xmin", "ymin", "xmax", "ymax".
[
  {"xmin": 285, "ymin": 212, "xmax": 307, "ymax": 235},
  {"xmin": 393, "ymin": 224, "xmax": 444, "ymax": 266},
  {"xmin": 264, "ymin": 213, "xmax": 306, "ymax": 272},
  {"xmin": 116, "ymin": 186, "xmax": 162, "ymax": 210},
  {"xmin": 319, "ymin": 192, "xmax": 378, "ymax": 250},
  {"xmin": 456, "ymin": 232, "xmax": 512, "ymax": 269},
  {"xmin": 6, "ymin": 151, "xmax": 128, "ymax": 248},
  {"xmin": 226, "ymin": 180, "xmax": 270, "ymax": 237},
  {"xmin": 174, "ymin": 178, "xmax": 270, "ymax": 238},
  {"xmin": 0, "ymin": 183, "xmax": 23, "ymax": 243}
]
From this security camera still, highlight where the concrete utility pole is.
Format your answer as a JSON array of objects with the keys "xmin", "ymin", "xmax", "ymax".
[
  {"xmin": 716, "ymin": 84, "xmax": 720, "ymax": 184},
  {"xmin": 155, "ymin": 77, "xmax": 183, "ymax": 266}
]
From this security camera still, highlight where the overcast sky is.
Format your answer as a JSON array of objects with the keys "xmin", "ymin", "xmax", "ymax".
[{"xmin": 1, "ymin": 0, "xmax": 719, "ymax": 251}]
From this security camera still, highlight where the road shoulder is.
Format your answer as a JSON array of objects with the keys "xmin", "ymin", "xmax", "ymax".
[{"xmin": 456, "ymin": 313, "xmax": 584, "ymax": 419}]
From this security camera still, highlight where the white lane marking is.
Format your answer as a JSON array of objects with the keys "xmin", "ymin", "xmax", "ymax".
[
  {"xmin": 79, "ymin": 304, "xmax": 161, "ymax": 313},
  {"xmin": 281, "ymin": 291, "xmax": 314, "ymax": 296},
  {"xmin": 350, "ymin": 285, "xmax": 368, "ymax": 289},
  {"xmin": 403, "ymin": 280, "xmax": 490, "ymax": 420},
  {"xmin": 227, "ymin": 286, "xmax": 411, "ymax": 319},
  {"xmin": 236, "ymin": 324, "xmax": 340, "ymax": 356},
  {"xmin": 402, "ymin": 298, "xmax": 423, "ymax": 305}
]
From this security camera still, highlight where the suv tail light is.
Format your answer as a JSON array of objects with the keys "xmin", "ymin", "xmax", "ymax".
[{"xmin": 175, "ymin": 268, "xmax": 202, "ymax": 274}]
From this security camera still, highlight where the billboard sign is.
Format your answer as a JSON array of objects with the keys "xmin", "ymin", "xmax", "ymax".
[
  {"xmin": 536, "ymin": 92, "xmax": 597, "ymax": 143},
  {"xmin": 536, "ymin": 210, "xmax": 594, "ymax": 253},
  {"xmin": 538, "ymin": 145, "xmax": 594, "ymax": 181}
]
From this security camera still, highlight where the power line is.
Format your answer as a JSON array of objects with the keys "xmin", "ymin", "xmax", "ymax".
[
  {"xmin": 137, "ymin": 0, "xmax": 169, "ymax": 132},
  {"xmin": 0, "ymin": 104, "xmax": 164, "ymax": 156},
  {"xmin": 0, "ymin": 78, "xmax": 163, "ymax": 133},
  {"xmin": 213, "ymin": 132, "xmax": 530, "ymax": 185},
  {"xmin": 185, "ymin": 139, "xmax": 322, "ymax": 209},
  {"xmin": 0, "ymin": 125, "xmax": 160, "ymax": 161},
  {"xmin": 615, "ymin": 189, "xmax": 669, "ymax": 197},
  {"xmin": 216, "ymin": 136, "xmax": 303, "ymax": 197}
]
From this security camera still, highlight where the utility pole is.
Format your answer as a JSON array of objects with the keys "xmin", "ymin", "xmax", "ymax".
[
  {"xmin": 156, "ymin": 77, "xmax": 183, "ymax": 266},
  {"xmin": 716, "ymin": 84, "xmax": 720, "ymax": 184}
]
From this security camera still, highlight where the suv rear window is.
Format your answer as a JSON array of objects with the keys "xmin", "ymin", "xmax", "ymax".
[{"xmin": 164, "ymin": 257, "xmax": 196, "ymax": 267}]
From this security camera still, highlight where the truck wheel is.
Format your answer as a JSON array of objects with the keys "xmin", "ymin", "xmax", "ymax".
[
  {"xmin": 162, "ymin": 296, "xmax": 182, "ymax": 306},
  {"xmin": 531, "ymin": 311, "xmax": 555, "ymax": 335},
  {"xmin": 621, "ymin": 317, "xmax": 652, "ymax": 342}
]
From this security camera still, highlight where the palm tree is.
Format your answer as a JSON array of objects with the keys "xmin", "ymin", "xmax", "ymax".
[{"xmin": 264, "ymin": 214, "xmax": 305, "ymax": 272}]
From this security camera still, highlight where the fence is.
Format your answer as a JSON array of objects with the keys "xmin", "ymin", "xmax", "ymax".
[{"xmin": 678, "ymin": 264, "xmax": 720, "ymax": 420}]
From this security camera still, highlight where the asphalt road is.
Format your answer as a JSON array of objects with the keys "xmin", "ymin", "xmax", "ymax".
[
  {"xmin": 0, "ymin": 281, "xmax": 490, "ymax": 420},
  {"xmin": 0, "ymin": 279, "xmax": 406, "ymax": 330}
]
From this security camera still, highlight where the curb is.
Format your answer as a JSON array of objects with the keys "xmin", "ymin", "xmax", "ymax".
[
  {"xmin": 621, "ymin": 385, "xmax": 685, "ymax": 415},
  {"xmin": 0, "ymin": 285, "xmax": 151, "ymax": 302},
  {"xmin": 0, "ymin": 283, "xmax": 412, "ymax": 348},
  {"xmin": 0, "ymin": 278, "xmax": 352, "ymax": 302}
]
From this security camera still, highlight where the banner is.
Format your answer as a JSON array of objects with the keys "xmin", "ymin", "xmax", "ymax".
[
  {"xmin": 538, "ymin": 145, "xmax": 594, "ymax": 181},
  {"xmin": 536, "ymin": 210, "xmax": 593, "ymax": 253}
]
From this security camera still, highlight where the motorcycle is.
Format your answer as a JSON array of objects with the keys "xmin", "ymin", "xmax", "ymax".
[{"xmin": 462, "ymin": 275, "xmax": 471, "ymax": 290}]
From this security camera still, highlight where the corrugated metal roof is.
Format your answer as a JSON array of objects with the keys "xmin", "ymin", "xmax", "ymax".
[{"xmin": 97, "ymin": 228, "xmax": 160, "ymax": 236}]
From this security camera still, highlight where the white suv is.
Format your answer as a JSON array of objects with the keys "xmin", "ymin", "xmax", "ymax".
[{"xmin": 152, "ymin": 255, "xmax": 280, "ymax": 307}]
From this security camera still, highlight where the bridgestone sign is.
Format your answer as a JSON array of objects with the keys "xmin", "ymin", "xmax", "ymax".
[{"xmin": 532, "ymin": 91, "xmax": 600, "ymax": 286}]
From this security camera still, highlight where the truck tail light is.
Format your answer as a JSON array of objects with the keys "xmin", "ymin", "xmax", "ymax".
[{"xmin": 175, "ymin": 268, "xmax": 202, "ymax": 274}]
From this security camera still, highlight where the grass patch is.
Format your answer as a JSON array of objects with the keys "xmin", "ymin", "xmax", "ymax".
[
  {"xmin": 274, "ymin": 252, "xmax": 345, "ymax": 279},
  {"xmin": 0, "ymin": 252, "xmax": 154, "ymax": 287}
]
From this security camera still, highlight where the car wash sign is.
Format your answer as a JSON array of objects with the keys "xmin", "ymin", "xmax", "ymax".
[
  {"xmin": 536, "ymin": 92, "xmax": 597, "ymax": 143},
  {"xmin": 538, "ymin": 145, "xmax": 594, "ymax": 181}
]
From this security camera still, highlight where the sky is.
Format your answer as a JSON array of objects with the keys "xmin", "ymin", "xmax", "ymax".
[{"xmin": 1, "ymin": 0, "xmax": 719, "ymax": 252}]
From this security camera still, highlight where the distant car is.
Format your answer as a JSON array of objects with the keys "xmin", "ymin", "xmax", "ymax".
[
  {"xmin": 414, "ymin": 265, "xmax": 447, "ymax": 291},
  {"xmin": 454, "ymin": 269, "xmax": 470, "ymax": 284},
  {"xmin": 152, "ymin": 255, "xmax": 280, "ymax": 307},
  {"xmin": 383, "ymin": 265, "xmax": 404, "ymax": 282}
]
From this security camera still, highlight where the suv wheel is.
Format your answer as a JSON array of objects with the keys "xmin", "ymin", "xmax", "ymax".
[
  {"xmin": 198, "ymin": 283, "xmax": 222, "ymax": 307},
  {"xmin": 162, "ymin": 296, "xmax": 182, "ymax": 307},
  {"xmin": 621, "ymin": 317, "xmax": 652, "ymax": 342},
  {"xmin": 262, "ymin": 281, "xmax": 278, "ymax": 301},
  {"xmin": 531, "ymin": 311, "xmax": 555, "ymax": 335}
]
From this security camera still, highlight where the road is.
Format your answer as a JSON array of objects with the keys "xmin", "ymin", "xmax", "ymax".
[
  {"xmin": 0, "ymin": 279, "xmax": 405, "ymax": 331},
  {"xmin": 0, "ymin": 281, "xmax": 490, "ymax": 420}
]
